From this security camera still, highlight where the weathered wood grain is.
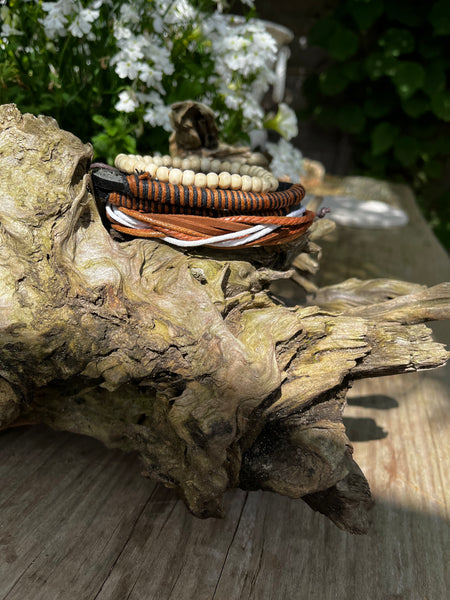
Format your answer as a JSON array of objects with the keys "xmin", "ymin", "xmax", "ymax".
[
  {"xmin": 1, "ymin": 360, "xmax": 448, "ymax": 600},
  {"xmin": 0, "ymin": 114, "xmax": 449, "ymax": 598}
]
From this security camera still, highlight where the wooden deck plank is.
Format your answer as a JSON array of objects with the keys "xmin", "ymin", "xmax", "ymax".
[
  {"xmin": 0, "ymin": 179, "xmax": 448, "ymax": 600},
  {"xmin": 0, "ymin": 430, "xmax": 156, "ymax": 600},
  {"xmin": 93, "ymin": 489, "xmax": 248, "ymax": 600}
]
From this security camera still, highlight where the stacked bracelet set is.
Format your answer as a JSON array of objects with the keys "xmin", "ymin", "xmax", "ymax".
[{"xmin": 91, "ymin": 153, "xmax": 315, "ymax": 248}]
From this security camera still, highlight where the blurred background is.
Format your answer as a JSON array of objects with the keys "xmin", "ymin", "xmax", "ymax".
[{"xmin": 255, "ymin": 0, "xmax": 450, "ymax": 250}]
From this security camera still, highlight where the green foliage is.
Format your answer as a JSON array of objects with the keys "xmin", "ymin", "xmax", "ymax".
[
  {"xmin": 0, "ymin": 1, "xmax": 268, "ymax": 161},
  {"xmin": 303, "ymin": 0, "xmax": 450, "ymax": 249}
]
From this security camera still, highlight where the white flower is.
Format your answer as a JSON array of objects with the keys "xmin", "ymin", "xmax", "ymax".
[
  {"xmin": 113, "ymin": 23, "xmax": 133, "ymax": 40},
  {"xmin": 115, "ymin": 59, "xmax": 140, "ymax": 80},
  {"xmin": 154, "ymin": 0, "xmax": 195, "ymax": 26},
  {"xmin": 242, "ymin": 96, "xmax": 264, "ymax": 127},
  {"xmin": 142, "ymin": 92, "xmax": 172, "ymax": 131},
  {"xmin": 265, "ymin": 103, "xmax": 298, "ymax": 140},
  {"xmin": 206, "ymin": 16, "xmax": 277, "ymax": 105},
  {"xmin": 40, "ymin": 0, "xmax": 73, "ymax": 38},
  {"xmin": 68, "ymin": 7, "xmax": 99, "ymax": 38},
  {"xmin": 119, "ymin": 3, "xmax": 140, "ymax": 25},
  {"xmin": 111, "ymin": 33, "xmax": 173, "ymax": 84},
  {"xmin": 115, "ymin": 89, "xmax": 139, "ymax": 113},
  {"xmin": 276, "ymin": 104, "xmax": 298, "ymax": 140},
  {"xmin": 266, "ymin": 139, "xmax": 304, "ymax": 183},
  {"xmin": 223, "ymin": 92, "xmax": 241, "ymax": 111},
  {"xmin": 0, "ymin": 23, "xmax": 23, "ymax": 37}
]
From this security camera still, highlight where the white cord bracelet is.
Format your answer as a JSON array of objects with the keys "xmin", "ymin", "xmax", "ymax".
[{"xmin": 106, "ymin": 203, "xmax": 306, "ymax": 248}]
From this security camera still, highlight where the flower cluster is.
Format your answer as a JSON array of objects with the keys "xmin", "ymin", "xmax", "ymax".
[
  {"xmin": 40, "ymin": 0, "xmax": 100, "ymax": 40},
  {"xmin": 266, "ymin": 138, "xmax": 304, "ymax": 183},
  {"xmin": 205, "ymin": 15, "xmax": 278, "ymax": 130},
  {"xmin": 1, "ymin": 0, "xmax": 302, "ymax": 177}
]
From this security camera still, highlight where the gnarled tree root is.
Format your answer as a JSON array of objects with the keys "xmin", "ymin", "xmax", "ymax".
[{"xmin": 0, "ymin": 104, "xmax": 448, "ymax": 533}]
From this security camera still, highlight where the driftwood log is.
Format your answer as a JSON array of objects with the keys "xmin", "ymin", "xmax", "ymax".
[{"xmin": 0, "ymin": 104, "xmax": 449, "ymax": 534}]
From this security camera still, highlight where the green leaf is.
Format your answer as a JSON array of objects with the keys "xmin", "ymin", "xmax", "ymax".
[
  {"xmin": 122, "ymin": 134, "xmax": 137, "ymax": 155},
  {"xmin": 314, "ymin": 105, "xmax": 338, "ymax": 129},
  {"xmin": 319, "ymin": 67, "xmax": 349, "ymax": 96},
  {"xmin": 418, "ymin": 35, "xmax": 444, "ymax": 59},
  {"xmin": 401, "ymin": 94, "xmax": 429, "ymax": 118},
  {"xmin": 423, "ymin": 61, "xmax": 446, "ymax": 96},
  {"xmin": 378, "ymin": 29, "xmax": 415, "ymax": 57},
  {"xmin": 92, "ymin": 114, "xmax": 109, "ymax": 128},
  {"xmin": 328, "ymin": 26, "xmax": 359, "ymax": 61},
  {"xmin": 308, "ymin": 17, "xmax": 339, "ymax": 48},
  {"xmin": 431, "ymin": 92, "xmax": 450, "ymax": 121},
  {"xmin": 361, "ymin": 149, "xmax": 388, "ymax": 177},
  {"xmin": 385, "ymin": 1, "xmax": 424, "ymax": 27},
  {"xmin": 347, "ymin": 0, "xmax": 384, "ymax": 31},
  {"xmin": 371, "ymin": 122, "xmax": 399, "ymax": 155},
  {"xmin": 301, "ymin": 74, "xmax": 321, "ymax": 106},
  {"xmin": 337, "ymin": 104, "xmax": 366, "ymax": 133},
  {"xmin": 365, "ymin": 53, "xmax": 397, "ymax": 79},
  {"xmin": 340, "ymin": 61, "xmax": 364, "ymax": 82},
  {"xmin": 423, "ymin": 159, "xmax": 443, "ymax": 180},
  {"xmin": 91, "ymin": 132, "xmax": 111, "ymax": 153},
  {"xmin": 364, "ymin": 95, "xmax": 394, "ymax": 118},
  {"xmin": 432, "ymin": 136, "xmax": 450, "ymax": 155},
  {"xmin": 393, "ymin": 136, "xmax": 421, "ymax": 166},
  {"xmin": 391, "ymin": 62, "xmax": 425, "ymax": 99},
  {"xmin": 430, "ymin": 0, "xmax": 450, "ymax": 35}
]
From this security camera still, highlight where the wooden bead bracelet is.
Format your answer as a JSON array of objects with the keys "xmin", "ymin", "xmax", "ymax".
[{"xmin": 115, "ymin": 153, "xmax": 279, "ymax": 193}]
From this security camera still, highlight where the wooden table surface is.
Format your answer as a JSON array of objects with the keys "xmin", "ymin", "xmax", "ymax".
[{"xmin": 0, "ymin": 181, "xmax": 448, "ymax": 600}]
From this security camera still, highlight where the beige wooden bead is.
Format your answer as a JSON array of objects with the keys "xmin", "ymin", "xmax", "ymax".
[
  {"xmin": 162, "ymin": 155, "xmax": 172, "ymax": 166},
  {"xmin": 230, "ymin": 174, "xmax": 242, "ymax": 190},
  {"xmin": 200, "ymin": 157, "xmax": 211, "ymax": 173},
  {"xmin": 194, "ymin": 172, "xmax": 207, "ymax": 188},
  {"xmin": 239, "ymin": 164, "xmax": 251, "ymax": 176},
  {"xmin": 168, "ymin": 168, "xmax": 183, "ymax": 185},
  {"xmin": 152, "ymin": 155, "xmax": 163, "ymax": 166},
  {"xmin": 123, "ymin": 158, "xmax": 136, "ymax": 173},
  {"xmin": 230, "ymin": 162, "xmax": 242, "ymax": 174},
  {"xmin": 181, "ymin": 158, "xmax": 192, "ymax": 171},
  {"xmin": 172, "ymin": 156, "xmax": 182, "ymax": 168},
  {"xmin": 181, "ymin": 169, "xmax": 195, "ymax": 186},
  {"xmin": 120, "ymin": 155, "xmax": 135, "ymax": 172},
  {"xmin": 206, "ymin": 172, "xmax": 219, "ymax": 188},
  {"xmin": 261, "ymin": 178, "xmax": 272, "ymax": 193},
  {"xmin": 253, "ymin": 167, "xmax": 266, "ymax": 177},
  {"xmin": 146, "ymin": 163, "xmax": 158, "ymax": 178},
  {"xmin": 189, "ymin": 156, "xmax": 201, "ymax": 172},
  {"xmin": 114, "ymin": 154, "xmax": 125, "ymax": 168},
  {"xmin": 218, "ymin": 172, "xmax": 232, "ymax": 189},
  {"xmin": 221, "ymin": 161, "xmax": 232, "ymax": 173},
  {"xmin": 156, "ymin": 166, "xmax": 170, "ymax": 182},
  {"xmin": 241, "ymin": 175, "xmax": 252, "ymax": 192},
  {"xmin": 210, "ymin": 159, "xmax": 222, "ymax": 173},
  {"xmin": 269, "ymin": 177, "xmax": 279, "ymax": 191},
  {"xmin": 251, "ymin": 177, "xmax": 263, "ymax": 193}
]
